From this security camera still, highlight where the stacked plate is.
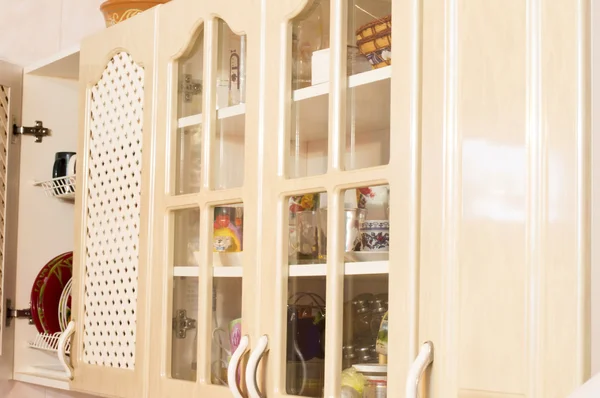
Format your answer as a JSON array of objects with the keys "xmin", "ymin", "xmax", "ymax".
[{"xmin": 30, "ymin": 252, "xmax": 73, "ymax": 334}]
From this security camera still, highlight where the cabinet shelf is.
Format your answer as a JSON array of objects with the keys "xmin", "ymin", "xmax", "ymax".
[
  {"xmin": 291, "ymin": 66, "xmax": 391, "ymax": 141},
  {"xmin": 173, "ymin": 266, "xmax": 243, "ymax": 278},
  {"xmin": 289, "ymin": 261, "xmax": 389, "ymax": 277},
  {"xmin": 14, "ymin": 369, "xmax": 70, "ymax": 390},
  {"xmin": 177, "ymin": 103, "xmax": 246, "ymax": 129},
  {"xmin": 33, "ymin": 176, "xmax": 76, "ymax": 201},
  {"xmin": 174, "ymin": 261, "xmax": 389, "ymax": 278}
]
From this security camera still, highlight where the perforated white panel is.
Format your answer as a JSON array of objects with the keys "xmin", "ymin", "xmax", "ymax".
[
  {"xmin": 83, "ymin": 52, "xmax": 144, "ymax": 369},
  {"xmin": 0, "ymin": 85, "xmax": 8, "ymax": 338}
]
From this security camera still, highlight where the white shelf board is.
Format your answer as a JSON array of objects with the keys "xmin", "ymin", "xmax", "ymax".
[
  {"xmin": 177, "ymin": 103, "xmax": 247, "ymax": 129},
  {"xmin": 291, "ymin": 67, "xmax": 391, "ymax": 141},
  {"xmin": 14, "ymin": 367, "xmax": 70, "ymax": 390},
  {"xmin": 345, "ymin": 260, "xmax": 389, "ymax": 275},
  {"xmin": 213, "ymin": 266, "xmax": 243, "ymax": 278},
  {"xmin": 173, "ymin": 266, "xmax": 243, "ymax": 278},
  {"xmin": 173, "ymin": 266, "xmax": 199, "ymax": 277},
  {"xmin": 24, "ymin": 45, "xmax": 80, "ymax": 80},
  {"xmin": 178, "ymin": 113, "xmax": 203, "ymax": 128},
  {"xmin": 289, "ymin": 261, "xmax": 389, "ymax": 277}
]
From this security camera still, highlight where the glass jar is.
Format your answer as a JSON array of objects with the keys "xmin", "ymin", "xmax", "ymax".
[
  {"xmin": 292, "ymin": 0, "xmax": 326, "ymax": 89},
  {"xmin": 352, "ymin": 364, "xmax": 387, "ymax": 398}
]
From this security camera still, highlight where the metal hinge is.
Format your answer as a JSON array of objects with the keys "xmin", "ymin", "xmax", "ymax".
[
  {"xmin": 13, "ymin": 120, "xmax": 50, "ymax": 143},
  {"xmin": 179, "ymin": 74, "xmax": 202, "ymax": 103},
  {"xmin": 172, "ymin": 309, "xmax": 196, "ymax": 339},
  {"xmin": 6, "ymin": 299, "xmax": 33, "ymax": 327}
]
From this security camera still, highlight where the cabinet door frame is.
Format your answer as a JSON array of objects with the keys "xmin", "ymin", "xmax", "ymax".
[
  {"xmin": 257, "ymin": 0, "xmax": 421, "ymax": 395},
  {"xmin": 0, "ymin": 61, "xmax": 23, "ymax": 382},
  {"xmin": 71, "ymin": 9, "xmax": 159, "ymax": 397},
  {"xmin": 148, "ymin": 0, "xmax": 262, "ymax": 397}
]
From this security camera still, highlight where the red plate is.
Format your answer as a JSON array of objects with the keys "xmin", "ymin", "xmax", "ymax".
[{"xmin": 30, "ymin": 252, "xmax": 73, "ymax": 334}]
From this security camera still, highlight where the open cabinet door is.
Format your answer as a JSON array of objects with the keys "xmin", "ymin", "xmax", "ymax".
[{"xmin": 0, "ymin": 61, "xmax": 22, "ymax": 383}]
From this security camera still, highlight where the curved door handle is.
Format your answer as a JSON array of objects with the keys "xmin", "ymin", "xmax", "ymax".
[
  {"xmin": 58, "ymin": 321, "xmax": 76, "ymax": 379},
  {"xmin": 228, "ymin": 334, "xmax": 249, "ymax": 398},
  {"xmin": 245, "ymin": 334, "xmax": 268, "ymax": 398},
  {"xmin": 405, "ymin": 341, "xmax": 434, "ymax": 398}
]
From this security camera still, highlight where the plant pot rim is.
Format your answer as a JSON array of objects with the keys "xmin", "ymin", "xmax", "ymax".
[{"xmin": 100, "ymin": 0, "xmax": 167, "ymax": 10}]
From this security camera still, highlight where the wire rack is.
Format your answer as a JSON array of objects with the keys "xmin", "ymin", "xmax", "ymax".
[
  {"xmin": 28, "ymin": 332, "xmax": 71, "ymax": 354},
  {"xmin": 33, "ymin": 176, "xmax": 76, "ymax": 200}
]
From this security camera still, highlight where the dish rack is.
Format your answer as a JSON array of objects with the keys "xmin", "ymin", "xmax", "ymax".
[
  {"xmin": 27, "ymin": 277, "xmax": 75, "ymax": 380},
  {"xmin": 33, "ymin": 175, "xmax": 76, "ymax": 200},
  {"xmin": 29, "ymin": 331, "xmax": 71, "ymax": 354}
]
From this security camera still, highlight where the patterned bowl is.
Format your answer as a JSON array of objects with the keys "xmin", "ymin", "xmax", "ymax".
[
  {"xmin": 359, "ymin": 220, "xmax": 390, "ymax": 252},
  {"xmin": 100, "ymin": 0, "xmax": 170, "ymax": 27}
]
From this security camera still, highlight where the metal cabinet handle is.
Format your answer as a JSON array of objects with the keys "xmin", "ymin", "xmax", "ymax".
[
  {"xmin": 58, "ymin": 321, "xmax": 76, "ymax": 380},
  {"xmin": 405, "ymin": 341, "xmax": 434, "ymax": 398},
  {"xmin": 245, "ymin": 334, "xmax": 268, "ymax": 398},
  {"xmin": 228, "ymin": 334, "xmax": 249, "ymax": 398}
]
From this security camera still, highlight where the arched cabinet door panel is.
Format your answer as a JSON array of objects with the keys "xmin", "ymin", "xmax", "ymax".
[
  {"xmin": 148, "ymin": 0, "xmax": 261, "ymax": 397},
  {"xmin": 72, "ymin": 8, "xmax": 159, "ymax": 398}
]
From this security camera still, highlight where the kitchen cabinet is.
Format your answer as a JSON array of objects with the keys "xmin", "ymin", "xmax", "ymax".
[{"xmin": 0, "ymin": 0, "xmax": 593, "ymax": 397}]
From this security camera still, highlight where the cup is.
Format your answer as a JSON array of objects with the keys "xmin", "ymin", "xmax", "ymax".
[
  {"xmin": 359, "ymin": 220, "xmax": 390, "ymax": 251},
  {"xmin": 211, "ymin": 318, "xmax": 242, "ymax": 385},
  {"xmin": 316, "ymin": 208, "xmax": 367, "ymax": 260},
  {"xmin": 52, "ymin": 152, "xmax": 76, "ymax": 194},
  {"xmin": 52, "ymin": 152, "xmax": 76, "ymax": 178},
  {"xmin": 294, "ymin": 211, "xmax": 320, "ymax": 263},
  {"xmin": 344, "ymin": 208, "xmax": 367, "ymax": 252}
]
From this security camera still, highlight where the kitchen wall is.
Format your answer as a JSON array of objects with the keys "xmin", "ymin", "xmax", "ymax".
[{"xmin": 0, "ymin": 0, "xmax": 105, "ymax": 66}]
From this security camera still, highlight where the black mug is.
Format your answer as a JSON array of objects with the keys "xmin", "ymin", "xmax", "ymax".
[{"xmin": 52, "ymin": 152, "xmax": 76, "ymax": 194}]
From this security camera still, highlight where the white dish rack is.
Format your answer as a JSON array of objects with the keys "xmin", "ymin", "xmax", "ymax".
[
  {"xmin": 29, "ymin": 331, "xmax": 71, "ymax": 354},
  {"xmin": 33, "ymin": 175, "xmax": 76, "ymax": 200}
]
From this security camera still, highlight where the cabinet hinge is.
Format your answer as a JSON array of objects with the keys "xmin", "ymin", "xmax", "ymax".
[
  {"xmin": 173, "ymin": 309, "xmax": 196, "ymax": 339},
  {"xmin": 13, "ymin": 120, "xmax": 50, "ymax": 143},
  {"xmin": 179, "ymin": 74, "xmax": 202, "ymax": 103},
  {"xmin": 6, "ymin": 299, "xmax": 33, "ymax": 327}
]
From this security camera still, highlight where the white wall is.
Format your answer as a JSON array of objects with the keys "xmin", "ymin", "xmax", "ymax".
[{"xmin": 0, "ymin": 0, "xmax": 105, "ymax": 66}]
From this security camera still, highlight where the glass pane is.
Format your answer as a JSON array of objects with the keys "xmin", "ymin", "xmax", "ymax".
[
  {"xmin": 176, "ymin": 124, "xmax": 202, "ymax": 195},
  {"xmin": 171, "ymin": 276, "xmax": 199, "ymax": 381},
  {"xmin": 287, "ymin": 193, "xmax": 326, "ymax": 265},
  {"xmin": 175, "ymin": 25, "xmax": 204, "ymax": 195},
  {"xmin": 173, "ymin": 208, "xmax": 200, "ymax": 267},
  {"xmin": 340, "ymin": 185, "xmax": 390, "ymax": 396},
  {"xmin": 178, "ymin": 28, "xmax": 204, "ymax": 118},
  {"xmin": 345, "ymin": 0, "xmax": 391, "ymax": 171},
  {"xmin": 348, "ymin": 0, "xmax": 391, "ymax": 76},
  {"xmin": 212, "ymin": 19, "xmax": 246, "ymax": 190},
  {"xmin": 211, "ymin": 278, "xmax": 243, "ymax": 386},
  {"xmin": 286, "ymin": 276, "xmax": 326, "ymax": 396},
  {"xmin": 288, "ymin": 1, "xmax": 330, "ymax": 179},
  {"xmin": 210, "ymin": 203, "xmax": 244, "ymax": 385},
  {"xmin": 170, "ymin": 208, "xmax": 200, "ymax": 381},
  {"xmin": 342, "ymin": 275, "xmax": 389, "ymax": 396}
]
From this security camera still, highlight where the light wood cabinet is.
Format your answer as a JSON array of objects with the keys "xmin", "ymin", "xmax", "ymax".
[{"xmin": 0, "ymin": 0, "xmax": 593, "ymax": 397}]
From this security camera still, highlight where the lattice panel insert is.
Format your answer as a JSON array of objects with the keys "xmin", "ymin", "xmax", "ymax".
[
  {"xmin": 0, "ymin": 85, "xmax": 9, "ymax": 336},
  {"xmin": 83, "ymin": 52, "xmax": 144, "ymax": 369}
]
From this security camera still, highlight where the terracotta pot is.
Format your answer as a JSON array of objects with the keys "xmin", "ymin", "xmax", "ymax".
[{"xmin": 100, "ymin": 0, "xmax": 170, "ymax": 27}]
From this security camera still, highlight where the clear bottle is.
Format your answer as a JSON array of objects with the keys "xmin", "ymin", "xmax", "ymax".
[{"xmin": 292, "ymin": 0, "xmax": 326, "ymax": 89}]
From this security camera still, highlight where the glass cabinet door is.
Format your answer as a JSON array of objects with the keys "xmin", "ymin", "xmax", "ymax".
[
  {"xmin": 259, "ymin": 0, "xmax": 416, "ymax": 396},
  {"xmin": 150, "ymin": 2, "xmax": 260, "ymax": 397}
]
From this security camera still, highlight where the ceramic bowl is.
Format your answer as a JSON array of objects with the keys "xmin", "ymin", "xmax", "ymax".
[
  {"xmin": 359, "ymin": 220, "xmax": 390, "ymax": 251},
  {"xmin": 100, "ymin": 0, "xmax": 170, "ymax": 27}
]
